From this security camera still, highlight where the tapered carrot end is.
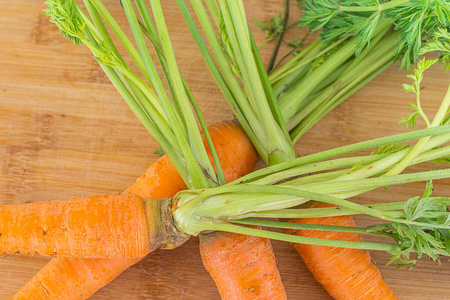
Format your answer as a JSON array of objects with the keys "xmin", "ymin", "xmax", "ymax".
[
  {"xmin": 285, "ymin": 202, "xmax": 398, "ymax": 300},
  {"xmin": 200, "ymin": 230, "xmax": 286, "ymax": 300},
  {"xmin": 12, "ymin": 257, "xmax": 142, "ymax": 300}
]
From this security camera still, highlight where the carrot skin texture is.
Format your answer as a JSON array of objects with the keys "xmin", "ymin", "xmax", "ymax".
[
  {"xmin": 285, "ymin": 202, "xmax": 398, "ymax": 300},
  {"xmin": 0, "ymin": 193, "xmax": 151, "ymax": 258},
  {"xmin": 12, "ymin": 121, "xmax": 258, "ymax": 300},
  {"xmin": 12, "ymin": 257, "xmax": 138, "ymax": 300},
  {"xmin": 200, "ymin": 229, "xmax": 287, "ymax": 300}
]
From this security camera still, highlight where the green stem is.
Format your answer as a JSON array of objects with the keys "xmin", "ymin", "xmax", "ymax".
[
  {"xmin": 339, "ymin": 0, "xmax": 410, "ymax": 12},
  {"xmin": 233, "ymin": 218, "xmax": 370, "ymax": 234},
  {"xmin": 386, "ymin": 85, "xmax": 450, "ymax": 176},
  {"xmin": 255, "ymin": 154, "xmax": 387, "ymax": 185},
  {"xmin": 266, "ymin": 0, "xmax": 289, "ymax": 73},
  {"xmin": 287, "ymin": 33, "xmax": 398, "ymax": 133},
  {"xmin": 150, "ymin": 0, "xmax": 217, "ymax": 189},
  {"xmin": 203, "ymin": 223, "xmax": 400, "ymax": 252},
  {"xmin": 231, "ymin": 125, "xmax": 450, "ymax": 185},
  {"xmin": 182, "ymin": 0, "xmax": 267, "ymax": 161},
  {"xmin": 136, "ymin": 6, "xmax": 227, "ymax": 186},
  {"xmin": 252, "ymin": 201, "xmax": 406, "ymax": 218},
  {"xmin": 278, "ymin": 38, "xmax": 360, "ymax": 119}
]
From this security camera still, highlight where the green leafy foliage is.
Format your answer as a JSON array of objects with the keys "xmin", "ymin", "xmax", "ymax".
[
  {"xmin": 404, "ymin": 58, "xmax": 438, "ymax": 93},
  {"xmin": 421, "ymin": 28, "xmax": 450, "ymax": 70},
  {"xmin": 299, "ymin": 0, "xmax": 339, "ymax": 32},
  {"xmin": 369, "ymin": 182, "xmax": 450, "ymax": 268},
  {"xmin": 254, "ymin": 11, "xmax": 285, "ymax": 43},
  {"xmin": 298, "ymin": 0, "xmax": 450, "ymax": 70},
  {"xmin": 399, "ymin": 102, "xmax": 420, "ymax": 128},
  {"xmin": 93, "ymin": 40, "xmax": 123, "ymax": 68},
  {"xmin": 44, "ymin": 0, "xmax": 86, "ymax": 45},
  {"xmin": 399, "ymin": 58, "xmax": 437, "ymax": 128},
  {"xmin": 154, "ymin": 148, "xmax": 165, "ymax": 156},
  {"xmin": 371, "ymin": 143, "xmax": 410, "ymax": 155}
]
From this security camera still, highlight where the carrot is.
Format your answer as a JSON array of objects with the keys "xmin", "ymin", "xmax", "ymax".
[
  {"xmin": 200, "ymin": 229, "xmax": 286, "ymax": 300},
  {"xmin": 12, "ymin": 257, "xmax": 138, "ymax": 300},
  {"xmin": 0, "ymin": 193, "xmax": 155, "ymax": 258},
  {"xmin": 12, "ymin": 120, "xmax": 259, "ymax": 299},
  {"xmin": 284, "ymin": 202, "xmax": 398, "ymax": 300}
]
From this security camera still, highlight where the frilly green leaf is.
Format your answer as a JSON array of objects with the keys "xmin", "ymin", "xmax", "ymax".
[{"xmin": 44, "ymin": 0, "xmax": 86, "ymax": 45}]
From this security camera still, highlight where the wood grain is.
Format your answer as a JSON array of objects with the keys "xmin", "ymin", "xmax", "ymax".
[{"xmin": 1, "ymin": 0, "xmax": 450, "ymax": 299}]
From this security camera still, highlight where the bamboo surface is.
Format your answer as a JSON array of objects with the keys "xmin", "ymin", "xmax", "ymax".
[{"xmin": 1, "ymin": 0, "xmax": 450, "ymax": 299}]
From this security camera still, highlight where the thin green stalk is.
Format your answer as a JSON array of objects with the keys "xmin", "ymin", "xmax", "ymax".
[
  {"xmin": 81, "ymin": 0, "xmax": 184, "ymax": 155},
  {"xmin": 286, "ymin": 44, "xmax": 396, "ymax": 132},
  {"xmin": 150, "ymin": 0, "xmax": 217, "ymax": 188},
  {"xmin": 252, "ymin": 201, "xmax": 406, "ymax": 218},
  {"xmin": 181, "ymin": 0, "xmax": 267, "ymax": 160},
  {"xmin": 233, "ymin": 218, "xmax": 371, "ymax": 234},
  {"xmin": 198, "ymin": 222, "xmax": 400, "ymax": 252},
  {"xmin": 282, "ymin": 169, "xmax": 349, "ymax": 186},
  {"xmin": 339, "ymin": 0, "xmax": 410, "ymax": 12},
  {"xmin": 230, "ymin": 125, "xmax": 450, "ymax": 185},
  {"xmin": 278, "ymin": 38, "xmax": 360, "ymax": 119},
  {"xmin": 96, "ymin": 65, "xmax": 189, "ymax": 180},
  {"xmin": 86, "ymin": 0, "xmax": 152, "ymax": 83},
  {"xmin": 255, "ymin": 153, "xmax": 388, "ymax": 185},
  {"xmin": 386, "ymin": 84, "xmax": 450, "ymax": 175},
  {"xmin": 136, "ymin": 3, "xmax": 226, "ymax": 186},
  {"xmin": 266, "ymin": 0, "xmax": 289, "ymax": 73},
  {"xmin": 290, "ymin": 60, "xmax": 392, "ymax": 141},
  {"xmin": 277, "ymin": 17, "xmax": 394, "ymax": 122},
  {"xmin": 219, "ymin": 0, "xmax": 293, "ymax": 164}
]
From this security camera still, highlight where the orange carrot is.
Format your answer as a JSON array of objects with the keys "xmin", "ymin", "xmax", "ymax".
[
  {"xmin": 13, "ymin": 120, "xmax": 258, "ymax": 299},
  {"xmin": 0, "ymin": 193, "xmax": 156, "ymax": 258},
  {"xmin": 285, "ymin": 202, "xmax": 398, "ymax": 300},
  {"xmin": 200, "ymin": 229, "xmax": 286, "ymax": 300},
  {"xmin": 12, "ymin": 256, "xmax": 138, "ymax": 300}
]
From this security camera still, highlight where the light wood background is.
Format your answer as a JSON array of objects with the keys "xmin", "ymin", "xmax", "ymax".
[{"xmin": 1, "ymin": 1, "xmax": 450, "ymax": 299}]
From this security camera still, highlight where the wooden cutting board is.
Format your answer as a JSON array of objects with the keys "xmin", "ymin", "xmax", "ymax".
[{"xmin": 1, "ymin": 1, "xmax": 450, "ymax": 299}]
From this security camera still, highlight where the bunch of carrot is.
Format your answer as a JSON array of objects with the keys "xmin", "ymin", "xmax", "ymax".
[{"xmin": 1, "ymin": 0, "xmax": 450, "ymax": 299}]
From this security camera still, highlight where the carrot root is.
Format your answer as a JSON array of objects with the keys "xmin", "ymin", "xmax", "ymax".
[
  {"xmin": 0, "ymin": 193, "xmax": 153, "ymax": 258},
  {"xmin": 200, "ymin": 230, "xmax": 287, "ymax": 300},
  {"xmin": 12, "ymin": 257, "xmax": 142, "ymax": 300},
  {"xmin": 285, "ymin": 202, "xmax": 398, "ymax": 300}
]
